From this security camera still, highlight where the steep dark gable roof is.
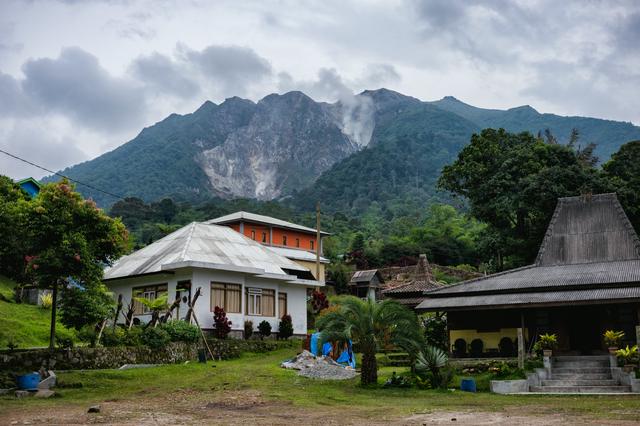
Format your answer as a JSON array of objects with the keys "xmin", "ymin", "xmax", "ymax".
[
  {"xmin": 536, "ymin": 193, "xmax": 640, "ymax": 266},
  {"xmin": 350, "ymin": 270, "xmax": 383, "ymax": 284},
  {"xmin": 417, "ymin": 193, "xmax": 640, "ymax": 311}
]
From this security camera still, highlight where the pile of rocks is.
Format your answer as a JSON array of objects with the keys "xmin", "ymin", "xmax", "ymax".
[{"xmin": 281, "ymin": 350, "xmax": 357, "ymax": 380}]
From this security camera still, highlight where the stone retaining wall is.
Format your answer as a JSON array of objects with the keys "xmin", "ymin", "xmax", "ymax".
[
  {"xmin": 0, "ymin": 339, "xmax": 302, "ymax": 371},
  {"xmin": 0, "ymin": 342, "xmax": 198, "ymax": 371}
]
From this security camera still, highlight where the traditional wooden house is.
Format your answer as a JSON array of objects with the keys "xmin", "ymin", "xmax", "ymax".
[
  {"xmin": 382, "ymin": 254, "xmax": 443, "ymax": 308},
  {"xmin": 417, "ymin": 193, "xmax": 640, "ymax": 357},
  {"xmin": 349, "ymin": 270, "xmax": 384, "ymax": 300},
  {"xmin": 16, "ymin": 177, "xmax": 41, "ymax": 198}
]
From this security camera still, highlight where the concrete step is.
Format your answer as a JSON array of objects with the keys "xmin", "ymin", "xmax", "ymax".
[
  {"xmin": 551, "ymin": 367, "xmax": 610, "ymax": 374},
  {"xmin": 552, "ymin": 355, "xmax": 609, "ymax": 362},
  {"xmin": 530, "ymin": 385, "xmax": 632, "ymax": 394},
  {"xmin": 552, "ymin": 373, "xmax": 612, "ymax": 380},
  {"xmin": 553, "ymin": 361, "xmax": 609, "ymax": 368},
  {"xmin": 542, "ymin": 379, "xmax": 618, "ymax": 386}
]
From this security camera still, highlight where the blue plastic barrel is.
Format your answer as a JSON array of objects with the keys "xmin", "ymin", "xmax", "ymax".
[
  {"xmin": 17, "ymin": 372, "xmax": 40, "ymax": 390},
  {"xmin": 460, "ymin": 378, "xmax": 477, "ymax": 393}
]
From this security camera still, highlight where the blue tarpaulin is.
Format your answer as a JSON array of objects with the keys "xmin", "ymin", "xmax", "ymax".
[{"xmin": 310, "ymin": 332, "xmax": 356, "ymax": 368}]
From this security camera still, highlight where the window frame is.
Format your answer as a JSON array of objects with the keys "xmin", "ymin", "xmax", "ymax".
[
  {"xmin": 246, "ymin": 287, "xmax": 275, "ymax": 317},
  {"xmin": 251, "ymin": 230, "xmax": 256, "ymax": 240},
  {"xmin": 310, "ymin": 240, "xmax": 314, "ymax": 251},
  {"xmin": 278, "ymin": 292, "xmax": 287, "ymax": 317},
  {"xmin": 210, "ymin": 282, "xmax": 242, "ymax": 313},
  {"xmin": 282, "ymin": 235, "xmax": 287, "ymax": 246},
  {"xmin": 132, "ymin": 283, "xmax": 167, "ymax": 315}
]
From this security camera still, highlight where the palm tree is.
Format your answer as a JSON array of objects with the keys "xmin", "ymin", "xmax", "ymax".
[
  {"xmin": 134, "ymin": 295, "xmax": 169, "ymax": 327},
  {"xmin": 316, "ymin": 296, "xmax": 423, "ymax": 385}
]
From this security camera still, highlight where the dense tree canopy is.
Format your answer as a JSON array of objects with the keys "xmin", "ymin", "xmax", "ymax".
[
  {"xmin": 602, "ymin": 140, "xmax": 640, "ymax": 233},
  {"xmin": 438, "ymin": 128, "xmax": 607, "ymax": 268}
]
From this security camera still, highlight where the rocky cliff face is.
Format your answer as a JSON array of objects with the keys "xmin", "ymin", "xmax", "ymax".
[{"xmin": 197, "ymin": 91, "xmax": 358, "ymax": 199}]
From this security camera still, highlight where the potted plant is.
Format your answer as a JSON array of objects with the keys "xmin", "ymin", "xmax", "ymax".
[
  {"xmin": 533, "ymin": 333, "xmax": 558, "ymax": 357},
  {"xmin": 603, "ymin": 330, "xmax": 625, "ymax": 354},
  {"xmin": 615, "ymin": 345, "xmax": 638, "ymax": 373}
]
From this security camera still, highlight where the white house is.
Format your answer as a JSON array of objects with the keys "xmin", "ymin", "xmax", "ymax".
[{"xmin": 103, "ymin": 222, "xmax": 322, "ymax": 336}]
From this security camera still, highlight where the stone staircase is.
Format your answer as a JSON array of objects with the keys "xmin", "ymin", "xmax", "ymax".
[{"xmin": 530, "ymin": 355, "xmax": 632, "ymax": 394}]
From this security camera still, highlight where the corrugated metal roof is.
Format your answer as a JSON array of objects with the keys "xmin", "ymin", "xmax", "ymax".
[
  {"xmin": 204, "ymin": 211, "xmax": 330, "ymax": 235},
  {"xmin": 417, "ymin": 286, "xmax": 640, "ymax": 311},
  {"xmin": 350, "ymin": 270, "xmax": 380, "ymax": 283},
  {"xmin": 536, "ymin": 193, "xmax": 640, "ymax": 266},
  {"xmin": 104, "ymin": 222, "xmax": 310, "ymax": 280},
  {"xmin": 426, "ymin": 260, "xmax": 640, "ymax": 295},
  {"xmin": 265, "ymin": 246, "xmax": 330, "ymax": 264}
]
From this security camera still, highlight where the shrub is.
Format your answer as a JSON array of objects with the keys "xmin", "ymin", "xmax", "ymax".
[
  {"xmin": 310, "ymin": 290, "xmax": 329, "ymax": 314},
  {"xmin": 122, "ymin": 326, "xmax": 143, "ymax": 346},
  {"xmin": 160, "ymin": 320, "xmax": 200, "ymax": 343},
  {"xmin": 244, "ymin": 320, "xmax": 253, "ymax": 340},
  {"xmin": 415, "ymin": 345, "xmax": 449, "ymax": 389},
  {"xmin": 278, "ymin": 315, "xmax": 293, "ymax": 340},
  {"xmin": 77, "ymin": 325, "xmax": 98, "ymax": 347},
  {"xmin": 141, "ymin": 326, "xmax": 171, "ymax": 349},
  {"xmin": 383, "ymin": 372, "xmax": 412, "ymax": 388},
  {"xmin": 213, "ymin": 306, "xmax": 232, "ymax": 339},
  {"xmin": 422, "ymin": 313, "xmax": 447, "ymax": 351},
  {"xmin": 56, "ymin": 334, "xmax": 74, "ymax": 349},
  {"xmin": 258, "ymin": 320, "xmax": 272, "ymax": 339},
  {"xmin": 603, "ymin": 330, "xmax": 625, "ymax": 348},
  {"xmin": 101, "ymin": 327, "xmax": 125, "ymax": 347},
  {"xmin": 39, "ymin": 292, "xmax": 53, "ymax": 309}
]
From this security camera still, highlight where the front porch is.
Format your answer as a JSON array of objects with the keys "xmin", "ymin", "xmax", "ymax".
[{"xmin": 447, "ymin": 303, "xmax": 640, "ymax": 358}]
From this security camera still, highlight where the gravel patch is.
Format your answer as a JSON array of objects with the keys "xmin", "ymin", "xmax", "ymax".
[{"xmin": 281, "ymin": 350, "xmax": 358, "ymax": 380}]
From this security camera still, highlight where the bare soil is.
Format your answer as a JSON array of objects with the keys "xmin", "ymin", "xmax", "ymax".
[{"xmin": 2, "ymin": 390, "xmax": 638, "ymax": 425}]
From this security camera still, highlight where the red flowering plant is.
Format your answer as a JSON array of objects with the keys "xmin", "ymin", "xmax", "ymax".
[{"xmin": 213, "ymin": 306, "xmax": 232, "ymax": 339}]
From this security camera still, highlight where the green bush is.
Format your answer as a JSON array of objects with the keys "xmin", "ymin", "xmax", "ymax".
[
  {"xmin": 258, "ymin": 320, "xmax": 272, "ymax": 339},
  {"xmin": 244, "ymin": 320, "xmax": 253, "ymax": 339},
  {"xmin": 141, "ymin": 326, "xmax": 170, "ymax": 349},
  {"xmin": 278, "ymin": 315, "xmax": 293, "ymax": 340},
  {"xmin": 101, "ymin": 327, "xmax": 125, "ymax": 347},
  {"xmin": 123, "ymin": 326, "xmax": 143, "ymax": 346},
  {"xmin": 76, "ymin": 325, "xmax": 98, "ymax": 347},
  {"xmin": 56, "ymin": 333, "xmax": 74, "ymax": 349},
  {"xmin": 160, "ymin": 320, "xmax": 200, "ymax": 343}
]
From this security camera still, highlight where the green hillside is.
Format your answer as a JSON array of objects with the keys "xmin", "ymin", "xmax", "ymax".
[{"xmin": 0, "ymin": 276, "xmax": 75, "ymax": 349}]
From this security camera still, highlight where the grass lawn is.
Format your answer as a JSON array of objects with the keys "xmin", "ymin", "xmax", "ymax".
[
  {"xmin": 2, "ymin": 348, "xmax": 639, "ymax": 424},
  {"xmin": 0, "ymin": 275, "xmax": 75, "ymax": 349}
]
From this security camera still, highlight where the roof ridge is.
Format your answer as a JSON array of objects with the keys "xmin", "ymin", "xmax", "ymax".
[
  {"xmin": 178, "ymin": 222, "xmax": 197, "ymax": 262},
  {"xmin": 535, "ymin": 197, "xmax": 563, "ymax": 265},
  {"xmin": 611, "ymin": 194, "xmax": 640, "ymax": 258}
]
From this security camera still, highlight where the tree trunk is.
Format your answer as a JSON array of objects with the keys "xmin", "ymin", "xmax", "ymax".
[
  {"xmin": 48, "ymin": 282, "xmax": 58, "ymax": 351},
  {"xmin": 361, "ymin": 350, "xmax": 378, "ymax": 385}
]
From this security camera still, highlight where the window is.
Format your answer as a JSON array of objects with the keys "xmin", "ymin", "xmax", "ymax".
[
  {"xmin": 295, "ymin": 238, "xmax": 300, "ymax": 248},
  {"xmin": 176, "ymin": 280, "xmax": 191, "ymax": 319},
  {"xmin": 246, "ymin": 288, "xmax": 275, "ymax": 316},
  {"xmin": 132, "ymin": 284, "xmax": 167, "ymax": 315},
  {"xmin": 251, "ymin": 230, "xmax": 256, "ymax": 240},
  {"xmin": 310, "ymin": 240, "xmax": 314, "ymax": 251},
  {"xmin": 210, "ymin": 283, "xmax": 241, "ymax": 313},
  {"xmin": 278, "ymin": 292, "xmax": 287, "ymax": 317},
  {"xmin": 262, "ymin": 232, "xmax": 267, "ymax": 243},
  {"xmin": 282, "ymin": 235, "xmax": 287, "ymax": 246}
]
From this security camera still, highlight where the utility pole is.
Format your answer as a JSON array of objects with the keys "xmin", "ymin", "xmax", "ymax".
[{"xmin": 316, "ymin": 202, "xmax": 321, "ymax": 288}]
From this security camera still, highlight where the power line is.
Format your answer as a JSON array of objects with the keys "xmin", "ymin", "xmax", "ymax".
[{"xmin": 0, "ymin": 148, "xmax": 126, "ymax": 201}]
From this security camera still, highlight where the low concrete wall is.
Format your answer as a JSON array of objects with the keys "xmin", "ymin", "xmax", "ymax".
[
  {"xmin": 490, "ymin": 379, "xmax": 529, "ymax": 394},
  {"xmin": 0, "ymin": 342, "xmax": 197, "ymax": 371}
]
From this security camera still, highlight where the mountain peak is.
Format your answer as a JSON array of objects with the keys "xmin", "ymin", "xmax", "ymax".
[{"xmin": 194, "ymin": 100, "xmax": 218, "ymax": 114}]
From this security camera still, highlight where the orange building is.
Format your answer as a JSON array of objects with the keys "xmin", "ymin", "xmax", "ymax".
[{"xmin": 205, "ymin": 211, "xmax": 330, "ymax": 282}]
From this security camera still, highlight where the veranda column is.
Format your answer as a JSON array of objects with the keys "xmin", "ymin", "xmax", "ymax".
[{"xmin": 517, "ymin": 327, "xmax": 524, "ymax": 369}]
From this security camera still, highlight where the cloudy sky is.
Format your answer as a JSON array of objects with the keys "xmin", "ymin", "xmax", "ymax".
[{"xmin": 1, "ymin": 0, "xmax": 639, "ymax": 179}]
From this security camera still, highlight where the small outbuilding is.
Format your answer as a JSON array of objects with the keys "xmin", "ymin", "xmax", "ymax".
[{"xmin": 349, "ymin": 269, "xmax": 384, "ymax": 300}]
